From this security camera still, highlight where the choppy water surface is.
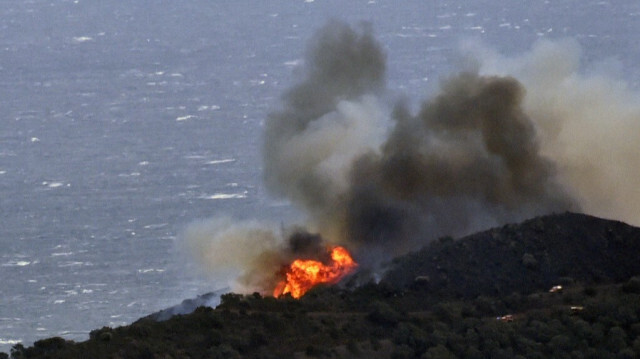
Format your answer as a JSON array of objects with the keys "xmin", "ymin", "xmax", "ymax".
[{"xmin": 1, "ymin": 0, "xmax": 639, "ymax": 352}]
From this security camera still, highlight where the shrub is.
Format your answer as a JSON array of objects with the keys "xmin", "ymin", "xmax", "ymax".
[
  {"xmin": 305, "ymin": 344, "xmax": 329, "ymax": 357},
  {"xmin": 390, "ymin": 344, "xmax": 413, "ymax": 359},
  {"xmin": 522, "ymin": 253, "xmax": 538, "ymax": 269},
  {"xmin": 606, "ymin": 326, "xmax": 628, "ymax": 352},
  {"xmin": 548, "ymin": 334, "xmax": 574, "ymax": 353},
  {"xmin": 33, "ymin": 337, "xmax": 68, "ymax": 351},
  {"xmin": 367, "ymin": 301, "xmax": 402, "ymax": 328},
  {"xmin": 421, "ymin": 344, "xmax": 456, "ymax": 359},
  {"xmin": 89, "ymin": 326, "xmax": 113, "ymax": 340},
  {"xmin": 621, "ymin": 276, "xmax": 640, "ymax": 294},
  {"xmin": 617, "ymin": 348, "xmax": 635, "ymax": 359},
  {"xmin": 207, "ymin": 344, "xmax": 241, "ymax": 359},
  {"xmin": 584, "ymin": 287, "xmax": 598, "ymax": 297},
  {"xmin": 347, "ymin": 340, "xmax": 361, "ymax": 355},
  {"xmin": 10, "ymin": 344, "xmax": 25, "ymax": 359}
]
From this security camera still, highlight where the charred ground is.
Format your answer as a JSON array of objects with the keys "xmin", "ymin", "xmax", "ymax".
[{"xmin": 7, "ymin": 212, "xmax": 640, "ymax": 358}]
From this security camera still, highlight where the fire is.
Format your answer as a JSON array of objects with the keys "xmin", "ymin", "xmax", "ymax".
[{"xmin": 273, "ymin": 246, "xmax": 357, "ymax": 299}]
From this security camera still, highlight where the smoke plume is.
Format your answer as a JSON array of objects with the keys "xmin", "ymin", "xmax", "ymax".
[
  {"xmin": 263, "ymin": 21, "xmax": 388, "ymax": 239},
  {"xmin": 464, "ymin": 38, "xmax": 640, "ymax": 226},
  {"xmin": 185, "ymin": 21, "xmax": 640, "ymax": 293},
  {"xmin": 184, "ymin": 217, "xmax": 342, "ymax": 294}
]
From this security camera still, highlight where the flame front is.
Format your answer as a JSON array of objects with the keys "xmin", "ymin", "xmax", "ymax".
[{"xmin": 273, "ymin": 246, "xmax": 357, "ymax": 299}]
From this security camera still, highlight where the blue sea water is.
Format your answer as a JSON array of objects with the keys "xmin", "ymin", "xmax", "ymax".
[{"xmin": 1, "ymin": 0, "xmax": 639, "ymax": 352}]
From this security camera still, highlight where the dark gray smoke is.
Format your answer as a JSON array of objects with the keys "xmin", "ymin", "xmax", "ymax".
[
  {"xmin": 345, "ymin": 72, "xmax": 576, "ymax": 259},
  {"xmin": 263, "ymin": 20, "xmax": 386, "ymax": 222},
  {"xmin": 187, "ymin": 22, "xmax": 640, "ymax": 293},
  {"xmin": 263, "ymin": 21, "xmax": 576, "ymax": 264}
]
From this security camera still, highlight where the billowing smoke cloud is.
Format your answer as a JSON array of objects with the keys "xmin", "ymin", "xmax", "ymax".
[
  {"xmin": 262, "ymin": 21, "xmax": 576, "ymax": 260},
  {"xmin": 344, "ymin": 72, "xmax": 577, "ymax": 260},
  {"xmin": 185, "ymin": 216, "xmax": 340, "ymax": 293},
  {"xmin": 263, "ymin": 21, "xmax": 388, "ymax": 241},
  {"xmin": 185, "ymin": 21, "xmax": 640, "ymax": 293},
  {"xmin": 464, "ymin": 38, "xmax": 640, "ymax": 226},
  {"xmin": 183, "ymin": 217, "xmax": 280, "ymax": 292}
]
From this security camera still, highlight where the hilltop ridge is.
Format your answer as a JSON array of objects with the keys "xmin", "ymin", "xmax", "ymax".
[{"xmin": 382, "ymin": 212, "xmax": 640, "ymax": 297}]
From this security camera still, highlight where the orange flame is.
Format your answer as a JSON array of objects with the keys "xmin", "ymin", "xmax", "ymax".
[{"xmin": 273, "ymin": 246, "xmax": 357, "ymax": 299}]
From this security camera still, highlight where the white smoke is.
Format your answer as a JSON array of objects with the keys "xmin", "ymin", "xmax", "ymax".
[
  {"xmin": 183, "ymin": 217, "xmax": 281, "ymax": 292},
  {"xmin": 465, "ymin": 38, "xmax": 640, "ymax": 226}
]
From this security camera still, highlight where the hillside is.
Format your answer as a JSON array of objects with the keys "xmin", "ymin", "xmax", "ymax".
[
  {"xmin": 382, "ymin": 212, "xmax": 640, "ymax": 297},
  {"xmin": 6, "ymin": 212, "xmax": 640, "ymax": 359}
]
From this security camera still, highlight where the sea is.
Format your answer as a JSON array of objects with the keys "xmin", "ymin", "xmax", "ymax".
[{"xmin": 1, "ymin": 0, "xmax": 639, "ymax": 352}]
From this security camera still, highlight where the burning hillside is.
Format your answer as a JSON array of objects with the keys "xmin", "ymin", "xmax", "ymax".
[
  {"xmin": 16, "ymin": 212, "xmax": 640, "ymax": 358},
  {"xmin": 273, "ymin": 246, "xmax": 357, "ymax": 299},
  {"xmin": 185, "ymin": 21, "xmax": 640, "ymax": 297}
]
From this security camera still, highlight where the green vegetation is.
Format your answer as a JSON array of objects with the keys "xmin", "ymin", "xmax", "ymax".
[
  {"xmin": 6, "ymin": 212, "xmax": 640, "ymax": 358},
  {"xmin": 7, "ymin": 281, "xmax": 640, "ymax": 358}
]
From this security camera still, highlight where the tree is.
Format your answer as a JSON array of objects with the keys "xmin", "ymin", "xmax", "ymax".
[
  {"xmin": 10, "ymin": 344, "xmax": 24, "ymax": 359},
  {"xmin": 367, "ymin": 301, "xmax": 402, "ymax": 328},
  {"xmin": 605, "ymin": 326, "xmax": 628, "ymax": 353}
]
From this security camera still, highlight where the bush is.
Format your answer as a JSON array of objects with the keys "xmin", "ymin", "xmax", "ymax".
[
  {"xmin": 10, "ymin": 344, "xmax": 24, "ymax": 359},
  {"xmin": 463, "ymin": 346, "xmax": 483, "ymax": 359},
  {"xmin": 367, "ymin": 301, "xmax": 402, "ymax": 328},
  {"xmin": 346, "ymin": 340, "xmax": 361, "ymax": 355},
  {"xmin": 606, "ymin": 326, "xmax": 628, "ymax": 352},
  {"xmin": 548, "ymin": 334, "xmax": 575, "ymax": 353},
  {"xmin": 393, "ymin": 323, "xmax": 428, "ymax": 355},
  {"xmin": 207, "ymin": 344, "xmax": 241, "ymax": 359},
  {"xmin": 421, "ymin": 344, "xmax": 456, "ymax": 359},
  {"xmin": 584, "ymin": 287, "xmax": 598, "ymax": 297},
  {"xmin": 522, "ymin": 253, "xmax": 538, "ymax": 269},
  {"xmin": 305, "ymin": 344, "xmax": 329, "ymax": 357},
  {"xmin": 390, "ymin": 344, "xmax": 413, "ymax": 359},
  {"xmin": 33, "ymin": 337, "xmax": 68, "ymax": 351},
  {"xmin": 432, "ymin": 303, "xmax": 460, "ymax": 323},
  {"xmin": 220, "ymin": 293, "xmax": 246, "ymax": 309},
  {"xmin": 621, "ymin": 276, "xmax": 640, "ymax": 294},
  {"xmin": 617, "ymin": 348, "xmax": 635, "ymax": 359}
]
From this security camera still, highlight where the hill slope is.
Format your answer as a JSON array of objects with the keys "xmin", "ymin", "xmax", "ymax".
[
  {"xmin": 382, "ymin": 212, "xmax": 640, "ymax": 297},
  {"xmin": 7, "ymin": 212, "xmax": 640, "ymax": 359}
]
